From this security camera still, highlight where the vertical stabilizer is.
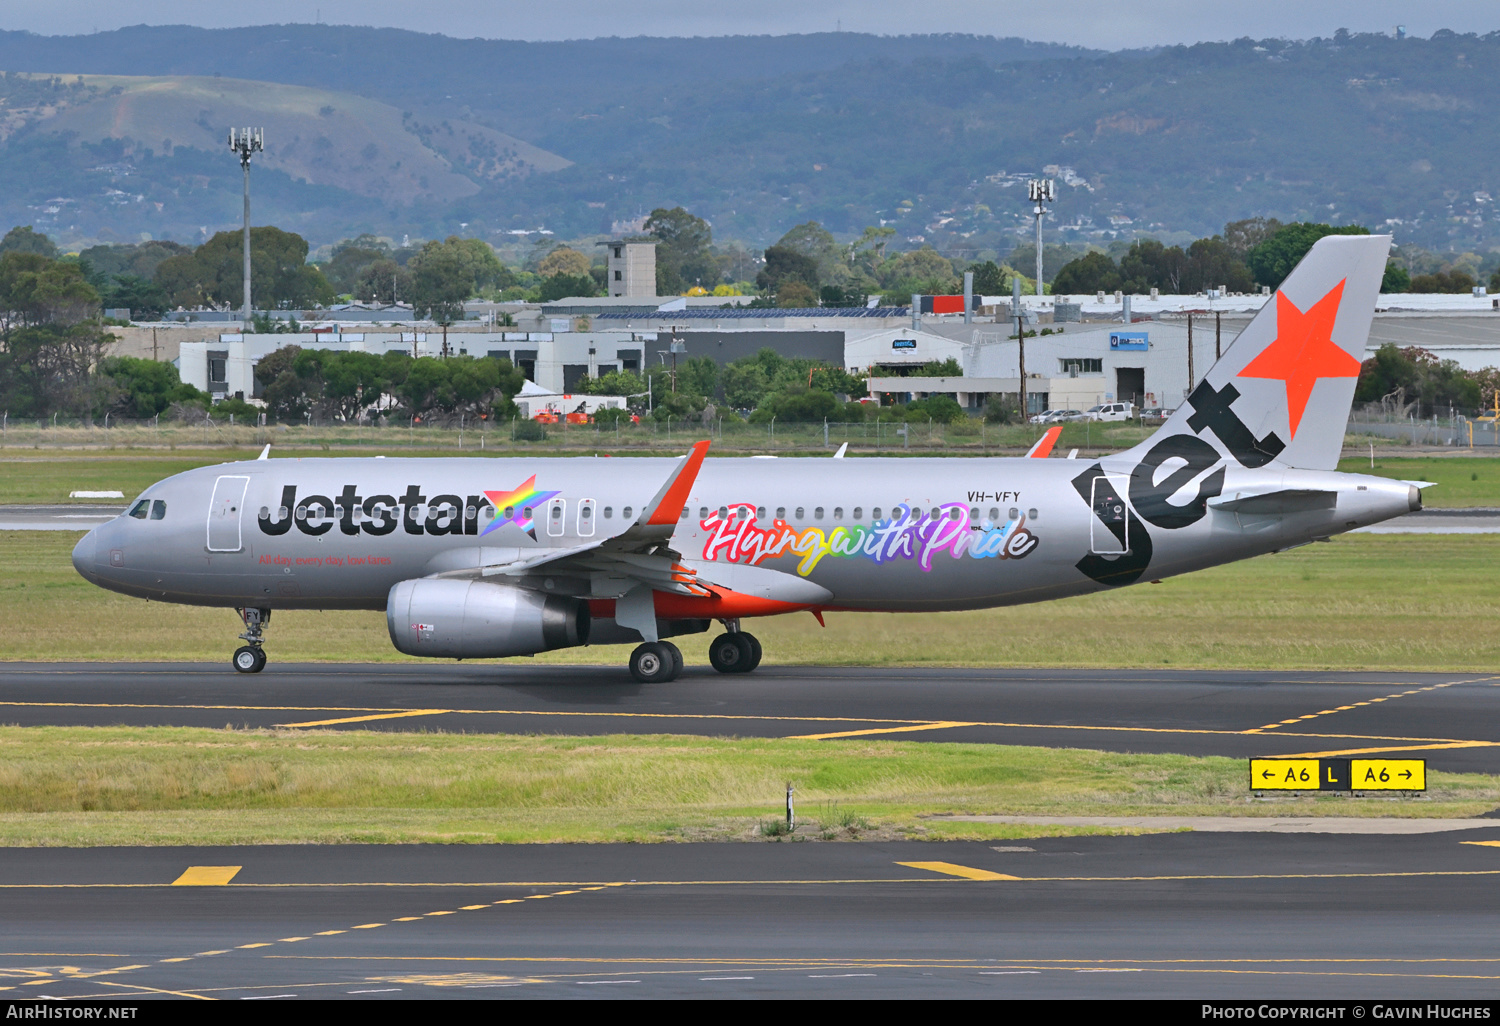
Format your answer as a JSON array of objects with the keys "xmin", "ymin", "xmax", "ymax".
[{"xmin": 1136, "ymin": 234, "xmax": 1390, "ymax": 471}]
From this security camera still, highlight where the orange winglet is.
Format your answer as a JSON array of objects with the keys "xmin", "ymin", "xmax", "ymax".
[
  {"xmin": 645, "ymin": 439, "xmax": 711, "ymax": 526},
  {"xmin": 1026, "ymin": 425, "xmax": 1063, "ymax": 459}
]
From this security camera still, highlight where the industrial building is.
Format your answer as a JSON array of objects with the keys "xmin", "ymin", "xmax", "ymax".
[{"xmin": 146, "ymin": 288, "xmax": 1500, "ymax": 416}]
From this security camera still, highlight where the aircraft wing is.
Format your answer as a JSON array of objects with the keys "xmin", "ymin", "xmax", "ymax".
[{"xmin": 429, "ymin": 440, "xmax": 718, "ymax": 597}]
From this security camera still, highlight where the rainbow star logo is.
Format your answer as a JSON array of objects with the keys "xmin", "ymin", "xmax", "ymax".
[{"xmin": 481, "ymin": 475, "xmax": 560, "ymax": 539}]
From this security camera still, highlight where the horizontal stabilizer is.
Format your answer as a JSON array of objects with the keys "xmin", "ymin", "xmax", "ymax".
[{"xmin": 1209, "ymin": 489, "xmax": 1338, "ymax": 514}]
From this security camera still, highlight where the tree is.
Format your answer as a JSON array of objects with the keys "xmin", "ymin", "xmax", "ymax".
[
  {"xmin": 538, "ymin": 273, "xmax": 597, "ymax": 301},
  {"xmin": 536, "ymin": 246, "xmax": 591, "ymax": 278},
  {"xmin": 79, "ymin": 240, "xmax": 188, "ymax": 281},
  {"xmin": 97, "ymin": 355, "xmax": 205, "ymax": 419},
  {"xmin": 0, "ymin": 226, "xmax": 58, "ymax": 258},
  {"xmin": 0, "ymin": 252, "xmax": 99, "ymax": 328},
  {"xmin": 152, "ymin": 227, "xmax": 334, "ymax": 310},
  {"xmin": 967, "ymin": 260, "xmax": 1009, "ymax": 295},
  {"xmin": 1180, "ymin": 237, "xmax": 1253, "ymax": 294},
  {"xmin": 1411, "ymin": 269, "xmax": 1476, "ymax": 294},
  {"xmin": 776, "ymin": 280, "xmax": 818, "ymax": 308},
  {"xmin": 1386, "ymin": 263, "xmax": 1412, "ymax": 294},
  {"xmin": 757, "ymin": 245, "xmax": 820, "ymax": 297},
  {"xmin": 878, "ymin": 246, "xmax": 959, "ymax": 297},
  {"xmin": 322, "ymin": 242, "xmax": 388, "ymax": 296},
  {"xmin": 645, "ymin": 207, "xmax": 717, "ymax": 294},
  {"xmin": 772, "ymin": 221, "xmax": 844, "ymax": 284},
  {"xmin": 98, "ymin": 275, "xmax": 169, "ymax": 320},
  {"xmin": 1052, "ymin": 252, "xmax": 1122, "ymax": 295},
  {"xmin": 1245, "ymin": 223, "xmax": 1370, "ymax": 290},
  {"xmin": 1119, "ymin": 239, "xmax": 1188, "ymax": 294},
  {"xmin": 1222, "ymin": 217, "xmax": 1284, "ymax": 258},
  {"xmin": 354, "ymin": 258, "xmax": 411, "ymax": 305}
]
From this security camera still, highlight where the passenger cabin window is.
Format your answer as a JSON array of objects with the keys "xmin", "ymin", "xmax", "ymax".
[
  {"xmin": 776, "ymin": 507, "xmax": 786, "ymax": 519},
  {"xmin": 853, "ymin": 507, "xmax": 863, "ymax": 520},
  {"xmin": 1028, "ymin": 508, "xmax": 1039, "ymax": 520},
  {"xmin": 150, "ymin": 500, "xmax": 166, "ymax": 520},
  {"xmin": 622, "ymin": 506, "xmax": 633, "ymax": 519},
  {"xmin": 795, "ymin": 507, "xmax": 805, "ymax": 519},
  {"xmin": 833, "ymin": 507, "xmax": 843, "ymax": 520},
  {"xmin": 1009, "ymin": 507, "xmax": 1020, "ymax": 520},
  {"xmin": 872, "ymin": 507, "xmax": 881, "ymax": 520},
  {"xmin": 699, "ymin": 506, "xmax": 708, "ymax": 519},
  {"xmin": 603, "ymin": 507, "xmax": 613, "ymax": 519},
  {"xmin": 129, "ymin": 500, "xmax": 149, "ymax": 519},
  {"xmin": 814, "ymin": 507, "xmax": 824, "ymax": 520},
  {"xmin": 756, "ymin": 506, "xmax": 766, "ymax": 520},
  {"xmin": 989, "ymin": 507, "xmax": 1000, "ymax": 521},
  {"xmin": 969, "ymin": 507, "xmax": 980, "ymax": 521}
]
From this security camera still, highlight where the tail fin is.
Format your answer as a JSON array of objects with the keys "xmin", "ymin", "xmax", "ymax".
[{"xmin": 1136, "ymin": 233, "xmax": 1390, "ymax": 471}]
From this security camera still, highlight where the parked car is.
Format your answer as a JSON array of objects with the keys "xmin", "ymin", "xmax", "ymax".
[
  {"xmin": 1084, "ymin": 402, "xmax": 1136, "ymax": 422},
  {"xmin": 1139, "ymin": 407, "xmax": 1176, "ymax": 424}
]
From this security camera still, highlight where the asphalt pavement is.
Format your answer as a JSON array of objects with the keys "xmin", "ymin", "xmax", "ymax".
[
  {"xmin": 4, "ymin": 834, "xmax": 1500, "ymax": 999},
  {"xmin": 4, "ymin": 663, "xmax": 1500, "ymax": 771}
]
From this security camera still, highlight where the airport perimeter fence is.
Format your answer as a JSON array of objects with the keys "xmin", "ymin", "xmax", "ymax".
[
  {"xmin": 0, "ymin": 412, "xmax": 1161, "ymax": 456},
  {"xmin": 1346, "ymin": 409, "xmax": 1500, "ymax": 448}
]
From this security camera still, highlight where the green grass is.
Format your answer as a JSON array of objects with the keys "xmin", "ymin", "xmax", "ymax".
[
  {"xmin": 0, "ymin": 727, "xmax": 1487, "ymax": 847},
  {"xmin": 7, "ymin": 529, "xmax": 1500, "ymax": 669},
  {"xmin": 1336, "ymin": 455, "xmax": 1500, "ymax": 507}
]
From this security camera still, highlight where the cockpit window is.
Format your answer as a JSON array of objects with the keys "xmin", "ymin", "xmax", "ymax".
[
  {"xmin": 129, "ymin": 500, "xmax": 149, "ymax": 519},
  {"xmin": 150, "ymin": 500, "xmax": 167, "ymax": 520}
]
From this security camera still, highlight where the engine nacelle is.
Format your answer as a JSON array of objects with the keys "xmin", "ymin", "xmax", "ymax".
[{"xmin": 386, "ymin": 579, "xmax": 589, "ymax": 658}]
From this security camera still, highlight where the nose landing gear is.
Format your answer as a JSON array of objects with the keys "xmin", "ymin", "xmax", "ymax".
[{"xmin": 232, "ymin": 607, "xmax": 270, "ymax": 673}]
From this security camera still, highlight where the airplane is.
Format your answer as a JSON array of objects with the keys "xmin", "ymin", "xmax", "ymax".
[{"xmin": 72, "ymin": 234, "xmax": 1420, "ymax": 683}]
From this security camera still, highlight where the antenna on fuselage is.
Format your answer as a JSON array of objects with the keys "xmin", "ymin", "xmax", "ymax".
[
  {"xmin": 257, "ymin": 444, "xmax": 271, "ymax": 460},
  {"xmin": 832, "ymin": 443, "xmax": 848, "ymax": 458}
]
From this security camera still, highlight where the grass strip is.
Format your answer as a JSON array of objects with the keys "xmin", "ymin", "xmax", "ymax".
[
  {"xmin": 0, "ymin": 727, "xmax": 1492, "ymax": 847},
  {"xmin": 7, "ymin": 530, "xmax": 1500, "ymax": 669}
]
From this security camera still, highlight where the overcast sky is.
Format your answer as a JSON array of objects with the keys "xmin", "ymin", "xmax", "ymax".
[{"xmin": 3, "ymin": 1, "xmax": 1498, "ymax": 50}]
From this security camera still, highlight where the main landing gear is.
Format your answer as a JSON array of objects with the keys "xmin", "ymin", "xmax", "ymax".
[
  {"xmin": 627, "ymin": 621, "xmax": 762, "ymax": 683},
  {"xmin": 629, "ymin": 640, "xmax": 683, "ymax": 684},
  {"xmin": 232, "ymin": 607, "xmax": 270, "ymax": 674}
]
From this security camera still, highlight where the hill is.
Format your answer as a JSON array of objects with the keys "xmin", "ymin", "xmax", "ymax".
[{"xmin": 2, "ymin": 25, "xmax": 1500, "ymax": 258}]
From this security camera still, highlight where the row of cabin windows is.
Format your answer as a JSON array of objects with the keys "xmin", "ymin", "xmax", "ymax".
[
  {"xmin": 259, "ymin": 500, "xmax": 1037, "ymax": 526},
  {"xmin": 263, "ymin": 502, "xmax": 639, "ymax": 522},
  {"xmin": 695, "ymin": 505, "xmax": 1038, "ymax": 523},
  {"xmin": 128, "ymin": 499, "xmax": 167, "ymax": 520}
]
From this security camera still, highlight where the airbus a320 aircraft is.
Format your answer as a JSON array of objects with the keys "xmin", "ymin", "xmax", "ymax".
[{"xmin": 73, "ymin": 234, "xmax": 1419, "ymax": 682}]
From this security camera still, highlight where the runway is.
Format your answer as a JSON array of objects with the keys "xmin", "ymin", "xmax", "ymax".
[
  {"xmin": 5, "ymin": 663, "xmax": 1500, "ymax": 772},
  {"xmin": 4, "ymin": 833, "xmax": 1500, "ymax": 999}
]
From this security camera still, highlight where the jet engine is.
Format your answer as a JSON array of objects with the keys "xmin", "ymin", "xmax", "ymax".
[{"xmin": 386, "ymin": 579, "xmax": 589, "ymax": 658}]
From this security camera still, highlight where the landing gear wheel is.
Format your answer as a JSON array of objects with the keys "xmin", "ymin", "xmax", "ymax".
[
  {"xmin": 741, "ymin": 632, "xmax": 763, "ymax": 672},
  {"xmin": 662, "ymin": 641, "xmax": 684, "ymax": 678},
  {"xmin": 709, "ymin": 633, "xmax": 754, "ymax": 674},
  {"xmin": 630, "ymin": 642, "xmax": 679, "ymax": 683},
  {"xmin": 232, "ymin": 646, "xmax": 265, "ymax": 674}
]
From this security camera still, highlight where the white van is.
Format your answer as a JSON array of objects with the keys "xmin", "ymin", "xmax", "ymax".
[{"xmin": 1084, "ymin": 402, "xmax": 1136, "ymax": 422}]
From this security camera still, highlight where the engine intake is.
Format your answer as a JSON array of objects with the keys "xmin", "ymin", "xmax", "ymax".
[{"xmin": 386, "ymin": 579, "xmax": 589, "ymax": 658}]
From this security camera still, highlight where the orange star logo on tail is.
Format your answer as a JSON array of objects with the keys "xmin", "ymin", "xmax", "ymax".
[{"xmin": 1237, "ymin": 280, "xmax": 1360, "ymax": 440}]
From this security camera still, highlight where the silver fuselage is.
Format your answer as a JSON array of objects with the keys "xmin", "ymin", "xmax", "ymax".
[{"xmin": 71, "ymin": 453, "xmax": 1417, "ymax": 614}]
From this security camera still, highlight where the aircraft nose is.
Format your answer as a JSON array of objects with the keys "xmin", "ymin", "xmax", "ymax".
[{"xmin": 71, "ymin": 529, "xmax": 98, "ymax": 581}]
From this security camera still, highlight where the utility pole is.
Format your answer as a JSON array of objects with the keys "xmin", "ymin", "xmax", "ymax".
[
  {"xmin": 668, "ymin": 325, "xmax": 687, "ymax": 393},
  {"xmin": 227, "ymin": 128, "xmax": 264, "ymax": 331},
  {"xmin": 1027, "ymin": 177, "xmax": 1055, "ymax": 308},
  {"xmin": 1187, "ymin": 314, "xmax": 1195, "ymax": 394},
  {"xmin": 1012, "ymin": 273, "xmax": 1027, "ymax": 421}
]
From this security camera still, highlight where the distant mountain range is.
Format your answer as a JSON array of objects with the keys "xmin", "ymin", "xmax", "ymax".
[{"xmin": 0, "ymin": 25, "xmax": 1497, "ymax": 258}]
